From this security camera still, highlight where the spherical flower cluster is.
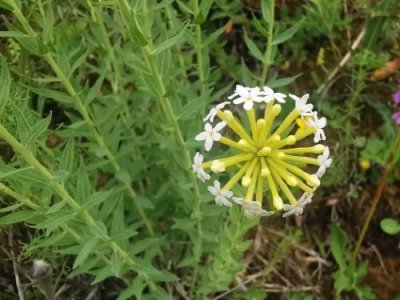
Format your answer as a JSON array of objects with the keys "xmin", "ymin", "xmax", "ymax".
[{"xmin": 192, "ymin": 85, "xmax": 332, "ymax": 218}]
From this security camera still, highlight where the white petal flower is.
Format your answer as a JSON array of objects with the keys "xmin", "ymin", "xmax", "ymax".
[
  {"xmin": 203, "ymin": 101, "xmax": 230, "ymax": 123},
  {"xmin": 306, "ymin": 112, "xmax": 327, "ymax": 143},
  {"xmin": 192, "ymin": 152, "xmax": 210, "ymax": 182},
  {"xmin": 233, "ymin": 197, "xmax": 274, "ymax": 218},
  {"xmin": 289, "ymin": 93, "xmax": 313, "ymax": 116},
  {"xmin": 282, "ymin": 193, "xmax": 313, "ymax": 217},
  {"xmin": 315, "ymin": 147, "xmax": 333, "ymax": 178},
  {"xmin": 208, "ymin": 180, "xmax": 233, "ymax": 206},
  {"xmin": 228, "ymin": 85, "xmax": 263, "ymax": 111},
  {"xmin": 195, "ymin": 121, "xmax": 226, "ymax": 151},
  {"xmin": 261, "ymin": 86, "xmax": 287, "ymax": 103}
]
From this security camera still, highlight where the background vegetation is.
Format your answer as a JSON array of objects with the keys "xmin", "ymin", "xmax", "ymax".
[{"xmin": 0, "ymin": 0, "xmax": 400, "ymax": 299}]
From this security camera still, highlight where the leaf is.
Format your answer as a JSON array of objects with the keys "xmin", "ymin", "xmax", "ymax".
[
  {"xmin": 0, "ymin": 167, "xmax": 33, "ymax": 180},
  {"xmin": 84, "ymin": 190, "xmax": 114, "ymax": 209},
  {"xmin": 0, "ymin": 56, "xmax": 11, "ymax": 116},
  {"xmin": 0, "ymin": 31, "xmax": 28, "ymax": 37},
  {"xmin": 90, "ymin": 221, "xmax": 108, "ymax": 239},
  {"xmin": 272, "ymin": 19, "xmax": 304, "ymax": 45},
  {"xmin": 153, "ymin": 26, "xmax": 187, "ymax": 55},
  {"xmin": 243, "ymin": 31, "xmax": 264, "ymax": 62},
  {"xmin": 129, "ymin": 237, "xmax": 160, "ymax": 256},
  {"xmin": 0, "ymin": 203, "xmax": 23, "ymax": 213},
  {"xmin": 60, "ymin": 139, "xmax": 75, "ymax": 172},
  {"xmin": 26, "ymin": 86, "xmax": 73, "ymax": 104},
  {"xmin": 117, "ymin": 277, "xmax": 145, "ymax": 300},
  {"xmin": 84, "ymin": 72, "xmax": 105, "ymax": 105},
  {"xmin": 73, "ymin": 236, "xmax": 99, "ymax": 269},
  {"xmin": 353, "ymin": 262, "xmax": 369, "ymax": 282},
  {"xmin": 0, "ymin": 210, "xmax": 35, "ymax": 225},
  {"xmin": 76, "ymin": 157, "xmax": 91, "ymax": 203},
  {"xmin": 329, "ymin": 223, "xmax": 348, "ymax": 270},
  {"xmin": 380, "ymin": 218, "xmax": 400, "ymax": 235},
  {"xmin": 261, "ymin": 0, "xmax": 272, "ymax": 23},
  {"xmin": 23, "ymin": 114, "xmax": 51, "ymax": 146},
  {"xmin": 266, "ymin": 74, "xmax": 302, "ymax": 88}
]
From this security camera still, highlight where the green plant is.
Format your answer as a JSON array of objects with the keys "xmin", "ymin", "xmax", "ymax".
[
  {"xmin": 380, "ymin": 218, "xmax": 400, "ymax": 235},
  {"xmin": 330, "ymin": 223, "xmax": 375, "ymax": 300}
]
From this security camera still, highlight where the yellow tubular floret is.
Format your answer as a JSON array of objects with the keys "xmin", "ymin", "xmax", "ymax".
[
  {"xmin": 269, "ymin": 135, "xmax": 296, "ymax": 149},
  {"xmin": 202, "ymin": 153, "xmax": 254, "ymax": 170},
  {"xmin": 242, "ymin": 157, "xmax": 259, "ymax": 187},
  {"xmin": 265, "ymin": 134, "xmax": 280, "ymax": 145},
  {"xmin": 246, "ymin": 108, "xmax": 257, "ymax": 139},
  {"xmin": 260, "ymin": 157, "xmax": 270, "ymax": 177},
  {"xmin": 272, "ymin": 109, "xmax": 299, "ymax": 136},
  {"xmin": 219, "ymin": 136, "xmax": 257, "ymax": 152},
  {"xmin": 280, "ymin": 144, "xmax": 325, "ymax": 154},
  {"xmin": 245, "ymin": 163, "xmax": 260, "ymax": 201},
  {"xmin": 267, "ymin": 158, "xmax": 298, "ymax": 187},
  {"xmin": 261, "ymin": 103, "xmax": 281, "ymax": 142},
  {"xmin": 256, "ymin": 172, "xmax": 264, "ymax": 203},
  {"xmin": 257, "ymin": 146, "xmax": 271, "ymax": 156},
  {"xmin": 272, "ymin": 159, "xmax": 320, "ymax": 187},
  {"xmin": 269, "ymin": 166, "xmax": 297, "ymax": 205},
  {"xmin": 264, "ymin": 165, "xmax": 282, "ymax": 209},
  {"xmin": 216, "ymin": 110, "xmax": 255, "ymax": 146},
  {"xmin": 223, "ymin": 160, "xmax": 252, "ymax": 191},
  {"xmin": 283, "ymin": 155, "xmax": 321, "ymax": 166},
  {"xmin": 294, "ymin": 127, "xmax": 316, "ymax": 141},
  {"xmin": 255, "ymin": 119, "xmax": 266, "ymax": 147}
]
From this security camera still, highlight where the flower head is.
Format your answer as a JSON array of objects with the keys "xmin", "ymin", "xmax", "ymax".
[
  {"xmin": 208, "ymin": 180, "xmax": 233, "ymax": 207},
  {"xmin": 194, "ymin": 85, "xmax": 331, "ymax": 218},
  {"xmin": 315, "ymin": 146, "xmax": 333, "ymax": 178},
  {"xmin": 289, "ymin": 93, "xmax": 313, "ymax": 116},
  {"xmin": 192, "ymin": 152, "xmax": 210, "ymax": 182},
  {"xmin": 195, "ymin": 121, "xmax": 226, "ymax": 151},
  {"xmin": 306, "ymin": 112, "xmax": 327, "ymax": 143},
  {"xmin": 204, "ymin": 101, "xmax": 230, "ymax": 123},
  {"xmin": 261, "ymin": 86, "xmax": 286, "ymax": 103},
  {"xmin": 393, "ymin": 111, "xmax": 400, "ymax": 125},
  {"xmin": 228, "ymin": 85, "xmax": 263, "ymax": 110}
]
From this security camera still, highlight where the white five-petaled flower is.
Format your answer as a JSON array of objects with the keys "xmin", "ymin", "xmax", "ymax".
[
  {"xmin": 195, "ymin": 121, "xmax": 226, "ymax": 151},
  {"xmin": 306, "ymin": 111, "xmax": 327, "ymax": 143},
  {"xmin": 208, "ymin": 180, "xmax": 233, "ymax": 207},
  {"xmin": 203, "ymin": 101, "xmax": 230, "ymax": 123},
  {"xmin": 261, "ymin": 86, "xmax": 287, "ymax": 103},
  {"xmin": 192, "ymin": 152, "xmax": 210, "ymax": 182},
  {"xmin": 233, "ymin": 198, "xmax": 274, "ymax": 218},
  {"xmin": 282, "ymin": 193, "xmax": 313, "ymax": 217},
  {"xmin": 228, "ymin": 85, "xmax": 263, "ymax": 111},
  {"xmin": 289, "ymin": 93, "xmax": 313, "ymax": 116},
  {"xmin": 315, "ymin": 147, "xmax": 332, "ymax": 178}
]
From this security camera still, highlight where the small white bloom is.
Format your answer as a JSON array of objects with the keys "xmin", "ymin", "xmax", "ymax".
[
  {"xmin": 192, "ymin": 152, "xmax": 210, "ymax": 182},
  {"xmin": 282, "ymin": 193, "xmax": 313, "ymax": 217},
  {"xmin": 204, "ymin": 101, "xmax": 230, "ymax": 123},
  {"xmin": 306, "ymin": 111, "xmax": 327, "ymax": 143},
  {"xmin": 261, "ymin": 86, "xmax": 286, "ymax": 103},
  {"xmin": 195, "ymin": 121, "xmax": 226, "ymax": 151},
  {"xmin": 208, "ymin": 180, "xmax": 233, "ymax": 207},
  {"xmin": 233, "ymin": 197, "xmax": 274, "ymax": 218},
  {"xmin": 289, "ymin": 93, "xmax": 313, "ymax": 116},
  {"xmin": 228, "ymin": 85, "xmax": 263, "ymax": 111},
  {"xmin": 315, "ymin": 147, "xmax": 332, "ymax": 178}
]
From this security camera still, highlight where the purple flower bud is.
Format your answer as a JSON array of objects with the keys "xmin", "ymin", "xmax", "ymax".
[
  {"xmin": 393, "ymin": 111, "xmax": 400, "ymax": 125},
  {"xmin": 393, "ymin": 91, "xmax": 400, "ymax": 104}
]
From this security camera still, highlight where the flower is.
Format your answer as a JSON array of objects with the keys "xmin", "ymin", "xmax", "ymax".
[
  {"xmin": 393, "ymin": 89, "xmax": 400, "ymax": 104},
  {"xmin": 195, "ymin": 121, "xmax": 226, "ymax": 151},
  {"xmin": 192, "ymin": 152, "xmax": 210, "ymax": 182},
  {"xmin": 306, "ymin": 112, "xmax": 327, "ymax": 143},
  {"xmin": 228, "ymin": 85, "xmax": 263, "ymax": 110},
  {"xmin": 289, "ymin": 93, "xmax": 313, "ymax": 116},
  {"xmin": 359, "ymin": 159, "xmax": 370, "ymax": 171},
  {"xmin": 233, "ymin": 198, "xmax": 274, "ymax": 218},
  {"xmin": 208, "ymin": 180, "xmax": 233, "ymax": 206},
  {"xmin": 315, "ymin": 146, "xmax": 333, "ymax": 178},
  {"xmin": 261, "ymin": 86, "xmax": 286, "ymax": 103},
  {"xmin": 194, "ymin": 85, "xmax": 330, "ymax": 218},
  {"xmin": 204, "ymin": 101, "xmax": 230, "ymax": 123},
  {"xmin": 282, "ymin": 193, "xmax": 313, "ymax": 217},
  {"xmin": 393, "ymin": 111, "xmax": 400, "ymax": 125}
]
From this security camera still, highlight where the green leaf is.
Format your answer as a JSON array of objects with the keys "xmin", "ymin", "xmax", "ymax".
[
  {"xmin": 90, "ymin": 221, "xmax": 108, "ymax": 239},
  {"xmin": 153, "ymin": 27, "xmax": 186, "ymax": 55},
  {"xmin": 267, "ymin": 74, "xmax": 302, "ymax": 88},
  {"xmin": 129, "ymin": 237, "xmax": 160, "ymax": 256},
  {"xmin": 261, "ymin": 0, "xmax": 272, "ymax": 23},
  {"xmin": 73, "ymin": 236, "xmax": 99, "ymax": 269},
  {"xmin": 0, "ymin": 31, "xmax": 28, "ymax": 37},
  {"xmin": 84, "ymin": 72, "xmax": 105, "ymax": 105},
  {"xmin": 0, "ymin": 203, "xmax": 23, "ymax": 213},
  {"xmin": 329, "ymin": 223, "xmax": 348, "ymax": 270},
  {"xmin": 23, "ymin": 114, "xmax": 51, "ymax": 146},
  {"xmin": 380, "ymin": 218, "xmax": 400, "ymax": 235},
  {"xmin": 0, "ymin": 56, "xmax": 11, "ymax": 116},
  {"xmin": 0, "ymin": 167, "xmax": 33, "ymax": 180},
  {"xmin": 60, "ymin": 139, "xmax": 75, "ymax": 172},
  {"xmin": 0, "ymin": 210, "xmax": 35, "ymax": 225},
  {"xmin": 84, "ymin": 190, "xmax": 114, "ymax": 209},
  {"xmin": 243, "ymin": 31, "xmax": 264, "ymax": 62},
  {"xmin": 272, "ymin": 19, "xmax": 304, "ymax": 45},
  {"xmin": 76, "ymin": 157, "xmax": 91, "ymax": 203},
  {"xmin": 26, "ymin": 86, "xmax": 72, "ymax": 104},
  {"xmin": 353, "ymin": 262, "xmax": 368, "ymax": 283}
]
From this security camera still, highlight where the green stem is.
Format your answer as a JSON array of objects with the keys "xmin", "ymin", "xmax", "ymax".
[
  {"xmin": 192, "ymin": 0, "xmax": 207, "ymax": 94},
  {"xmin": 260, "ymin": 0, "xmax": 275, "ymax": 86},
  {"xmin": 353, "ymin": 128, "xmax": 400, "ymax": 258},
  {"xmin": 10, "ymin": 2, "xmax": 153, "ymax": 235}
]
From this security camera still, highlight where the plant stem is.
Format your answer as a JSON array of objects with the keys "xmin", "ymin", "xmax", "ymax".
[
  {"xmin": 353, "ymin": 128, "xmax": 400, "ymax": 258},
  {"xmin": 192, "ymin": 0, "xmax": 207, "ymax": 94},
  {"xmin": 260, "ymin": 0, "xmax": 275, "ymax": 86},
  {"xmin": 10, "ymin": 1, "xmax": 153, "ymax": 234}
]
